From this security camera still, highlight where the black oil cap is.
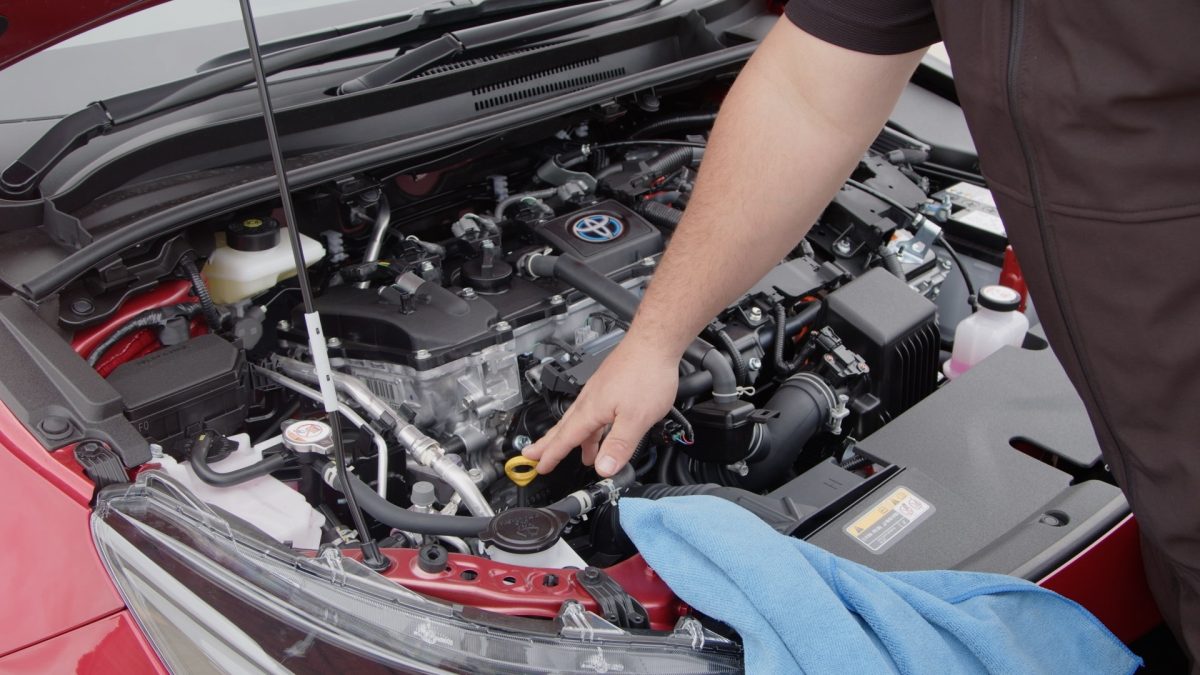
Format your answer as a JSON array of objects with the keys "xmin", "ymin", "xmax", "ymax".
[
  {"xmin": 227, "ymin": 216, "xmax": 280, "ymax": 252},
  {"xmin": 480, "ymin": 508, "xmax": 570, "ymax": 554},
  {"xmin": 977, "ymin": 285, "xmax": 1022, "ymax": 312}
]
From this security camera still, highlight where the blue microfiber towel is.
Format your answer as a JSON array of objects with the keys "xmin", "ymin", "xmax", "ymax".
[{"xmin": 619, "ymin": 495, "xmax": 1141, "ymax": 675}]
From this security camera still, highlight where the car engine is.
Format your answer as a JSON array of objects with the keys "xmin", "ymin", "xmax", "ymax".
[{"xmin": 68, "ymin": 103, "xmax": 971, "ymax": 580}]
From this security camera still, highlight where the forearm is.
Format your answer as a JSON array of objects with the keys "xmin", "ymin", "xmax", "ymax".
[{"xmin": 624, "ymin": 20, "xmax": 924, "ymax": 358}]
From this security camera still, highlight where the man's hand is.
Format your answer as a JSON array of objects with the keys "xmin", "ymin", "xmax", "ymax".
[
  {"xmin": 523, "ymin": 339, "xmax": 679, "ymax": 476},
  {"xmin": 523, "ymin": 20, "xmax": 924, "ymax": 478}
]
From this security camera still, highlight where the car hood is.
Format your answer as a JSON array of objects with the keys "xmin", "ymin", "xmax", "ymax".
[{"xmin": 0, "ymin": 0, "xmax": 169, "ymax": 70}]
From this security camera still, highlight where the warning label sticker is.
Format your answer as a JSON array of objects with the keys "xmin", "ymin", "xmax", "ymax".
[{"xmin": 845, "ymin": 486, "xmax": 934, "ymax": 554}]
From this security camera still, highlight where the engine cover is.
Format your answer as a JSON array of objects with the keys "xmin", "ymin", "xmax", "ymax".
[{"xmin": 535, "ymin": 200, "xmax": 663, "ymax": 275}]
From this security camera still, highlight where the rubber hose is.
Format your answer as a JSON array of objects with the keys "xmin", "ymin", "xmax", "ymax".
[
  {"xmin": 189, "ymin": 431, "xmax": 292, "ymax": 487},
  {"xmin": 179, "ymin": 256, "xmax": 222, "ymax": 330},
  {"xmin": 657, "ymin": 445, "xmax": 676, "ymax": 485},
  {"xmin": 338, "ymin": 465, "xmax": 494, "ymax": 537},
  {"xmin": 713, "ymin": 328, "xmax": 747, "ymax": 385},
  {"xmin": 629, "ymin": 112, "xmax": 718, "ymax": 139},
  {"xmin": 642, "ymin": 146, "xmax": 697, "ymax": 180},
  {"xmin": 738, "ymin": 375, "xmax": 832, "ymax": 492},
  {"xmin": 637, "ymin": 201, "xmax": 684, "ymax": 228}
]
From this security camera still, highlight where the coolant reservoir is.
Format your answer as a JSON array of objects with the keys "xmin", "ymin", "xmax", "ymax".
[
  {"xmin": 203, "ymin": 216, "xmax": 325, "ymax": 304},
  {"xmin": 158, "ymin": 433, "xmax": 325, "ymax": 549},
  {"xmin": 943, "ymin": 285, "xmax": 1029, "ymax": 380}
]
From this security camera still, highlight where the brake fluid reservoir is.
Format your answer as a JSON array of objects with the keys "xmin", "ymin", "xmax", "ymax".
[
  {"xmin": 203, "ymin": 216, "xmax": 325, "ymax": 304},
  {"xmin": 943, "ymin": 285, "xmax": 1029, "ymax": 380}
]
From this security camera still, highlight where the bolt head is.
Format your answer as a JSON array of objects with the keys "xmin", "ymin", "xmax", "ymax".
[
  {"xmin": 641, "ymin": 257, "xmax": 656, "ymax": 267},
  {"xmin": 493, "ymin": 321, "xmax": 511, "ymax": 332},
  {"xmin": 277, "ymin": 320, "xmax": 291, "ymax": 332},
  {"xmin": 460, "ymin": 288, "xmax": 477, "ymax": 299},
  {"xmin": 748, "ymin": 307, "xmax": 763, "ymax": 321},
  {"xmin": 747, "ymin": 357, "xmax": 762, "ymax": 370},
  {"xmin": 513, "ymin": 435, "xmax": 532, "ymax": 450},
  {"xmin": 327, "ymin": 337, "xmax": 342, "ymax": 348},
  {"xmin": 549, "ymin": 294, "xmax": 564, "ymax": 306},
  {"xmin": 834, "ymin": 239, "xmax": 853, "ymax": 255},
  {"xmin": 420, "ymin": 260, "xmax": 436, "ymax": 272},
  {"xmin": 415, "ymin": 349, "xmax": 432, "ymax": 360}
]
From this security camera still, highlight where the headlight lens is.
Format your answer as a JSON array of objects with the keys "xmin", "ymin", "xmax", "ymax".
[{"xmin": 93, "ymin": 471, "xmax": 742, "ymax": 674}]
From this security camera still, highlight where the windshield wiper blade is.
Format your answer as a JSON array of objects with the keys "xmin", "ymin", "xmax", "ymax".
[
  {"xmin": 0, "ymin": 10, "xmax": 434, "ymax": 199},
  {"xmin": 198, "ymin": 0, "xmax": 578, "ymax": 73},
  {"xmin": 337, "ymin": 0, "xmax": 658, "ymax": 94}
]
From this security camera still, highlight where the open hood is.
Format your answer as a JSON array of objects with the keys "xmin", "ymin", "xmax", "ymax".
[{"xmin": 0, "ymin": 0, "xmax": 168, "ymax": 70}]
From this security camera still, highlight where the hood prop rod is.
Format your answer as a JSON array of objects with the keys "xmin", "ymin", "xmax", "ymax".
[{"xmin": 236, "ymin": 0, "xmax": 389, "ymax": 571}]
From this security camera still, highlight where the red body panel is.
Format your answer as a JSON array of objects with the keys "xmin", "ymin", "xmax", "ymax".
[
  {"xmin": 1038, "ymin": 514, "xmax": 1160, "ymax": 643},
  {"xmin": 0, "ymin": 611, "xmax": 163, "ymax": 675},
  {"xmin": 0, "ymin": 0, "xmax": 169, "ymax": 70},
  {"xmin": 0, "ymin": 404, "xmax": 124, "ymax": 657},
  {"xmin": 346, "ymin": 548, "xmax": 688, "ymax": 631}
]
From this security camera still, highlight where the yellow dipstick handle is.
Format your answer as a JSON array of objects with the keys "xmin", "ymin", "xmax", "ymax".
[{"xmin": 504, "ymin": 455, "xmax": 539, "ymax": 488}]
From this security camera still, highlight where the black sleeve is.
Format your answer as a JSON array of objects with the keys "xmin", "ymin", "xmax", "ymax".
[{"xmin": 784, "ymin": 0, "xmax": 940, "ymax": 56}]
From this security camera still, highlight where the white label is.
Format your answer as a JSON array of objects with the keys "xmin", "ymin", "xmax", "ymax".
[{"xmin": 845, "ymin": 486, "xmax": 935, "ymax": 554}]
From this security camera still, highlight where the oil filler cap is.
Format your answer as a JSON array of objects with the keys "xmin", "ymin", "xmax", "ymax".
[{"xmin": 480, "ymin": 507, "xmax": 570, "ymax": 554}]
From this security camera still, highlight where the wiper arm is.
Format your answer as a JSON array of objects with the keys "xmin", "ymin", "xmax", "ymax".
[
  {"xmin": 337, "ymin": 0, "xmax": 658, "ymax": 95},
  {"xmin": 0, "ymin": 9, "xmax": 435, "ymax": 198},
  {"xmin": 198, "ymin": 0, "xmax": 579, "ymax": 73}
]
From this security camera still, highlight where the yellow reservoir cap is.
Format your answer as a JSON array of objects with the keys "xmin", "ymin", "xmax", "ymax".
[{"xmin": 504, "ymin": 455, "xmax": 539, "ymax": 487}]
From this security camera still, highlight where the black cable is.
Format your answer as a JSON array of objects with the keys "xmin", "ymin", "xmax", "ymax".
[
  {"xmin": 937, "ymin": 233, "xmax": 977, "ymax": 309},
  {"xmin": 629, "ymin": 112, "xmax": 717, "ymax": 139},
  {"xmin": 844, "ymin": 178, "xmax": 919, "ymax": 220},
  {"xmin": 587, "ymin": 140, "xmax": 707, "ymax": 151},
  {"xmin": 86, "ymin": 303, "xmax": 201, "ymax": 367},
  {"xmin": 237, "ymin": 0, "xmax": 386, "ymax": 571},
  {"xmin": 178, "ymin": 255, "xmax": 222, "ymax": 330},
  {"xmin": 657, "ymin": 445, "xmax": 676, "ymax": 485}
]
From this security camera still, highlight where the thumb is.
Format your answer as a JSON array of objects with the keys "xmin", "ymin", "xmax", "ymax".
[{"xmin": 594, "ymin": 415, "xmax": 648, "ymax": 477}]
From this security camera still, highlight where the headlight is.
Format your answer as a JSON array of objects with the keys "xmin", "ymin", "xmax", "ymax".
[{"xmin": 93, "ymin": 471, "xmax": 742, "ymax": 674}]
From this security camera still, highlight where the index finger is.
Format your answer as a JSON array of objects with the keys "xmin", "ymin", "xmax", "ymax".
[{"xmin": 523, "ymin": 410, "xmax": 605, "ymax": 474}]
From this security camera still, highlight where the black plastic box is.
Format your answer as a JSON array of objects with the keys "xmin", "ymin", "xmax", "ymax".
[
  {"xmin": 107, "ymin": 334, "xmax": 249, "ymax": 457},
  {"xmin": 826, "ymin": 268, "xmax": 939, "ymax": 418}
]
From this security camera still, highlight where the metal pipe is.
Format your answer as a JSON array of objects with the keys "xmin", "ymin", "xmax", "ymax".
[
  {"xmin": 357, "ymin": 194, "xmax": 392, "ymax": 289},
  {"xmin": 273, "ymin": 357, "xmax": 494, "ymax": 516}
]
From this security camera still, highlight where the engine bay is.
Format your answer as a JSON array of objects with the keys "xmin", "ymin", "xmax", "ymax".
[{"xmin": 8, "ymin": 85, "xmax": 1120, "ymax": 636}]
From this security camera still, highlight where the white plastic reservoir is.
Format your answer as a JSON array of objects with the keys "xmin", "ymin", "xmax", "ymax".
[
  {"xmin": 204, "ymin": 226, "xmax": 325, "ymax": 304},
  {"xmin": 943, "ymin": 285, "xmax": 1029, "ymax": 380},
  {"xmin": 158, "ymin": 433, "xmax": 325, "ymax": 549}
]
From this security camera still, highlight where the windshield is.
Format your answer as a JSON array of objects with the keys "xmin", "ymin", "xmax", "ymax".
[{"xmin": 0, "ymin": 0, "xmax": 431, "ymax": 121}]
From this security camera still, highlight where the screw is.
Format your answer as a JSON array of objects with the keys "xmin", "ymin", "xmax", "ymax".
[
  {"xmin": 725, "ymin": 461, "xmax": 750, "ymax": 477},
  {"xmin": 277, "ymin": 320, "xmax": 291, "ymax": 332},
  {"xmin": 549, "ymin": 294, "xmax": 564, "ymax": 306},
  {"xmin": 493, "ymin": 321, "xmax": 511, "ymax": 332},
  {"xmin": 748, "ymin": 307, "xmax": 763, "ymax": 322},
  {"xmin": 513, "ymin": 435, "xmax": 532, "ymax": 451},
  {"xmin": 940, "ymin": 258, "xmax": 953, "ymax": 270},
  {"xmin": 415, "ymin": 349, "xmax": 432, "ymax": 360},
  {"xmin": 747, "ymin": 357, "xmax": 762, "ymax": 370},
  {"xmin": 834, "ymin": 238, "xmax": 853, "ymax": 256},
  {"xmin": 460, "ymin": 288, "xmax": 477, "ymax": 299},
  {"xmin": 70, "ymin": 299, "xmax": 94, "ymax": 316}
]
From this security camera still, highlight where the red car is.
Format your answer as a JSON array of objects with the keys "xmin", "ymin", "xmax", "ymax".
[{"xmin": 0, "ymin": 1, "xmax": 1164, "ymax": 671}]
